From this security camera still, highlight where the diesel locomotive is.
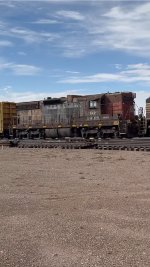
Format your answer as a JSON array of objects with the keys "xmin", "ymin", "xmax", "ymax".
[{"xmin": 0, "ymin": 91, "xmax": 150, "ymax": 139}]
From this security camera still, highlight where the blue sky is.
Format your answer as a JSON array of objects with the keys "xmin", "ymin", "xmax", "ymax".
[{"xmin": 0, "ymin": 0, "xmax": 150, "ymax": 112}]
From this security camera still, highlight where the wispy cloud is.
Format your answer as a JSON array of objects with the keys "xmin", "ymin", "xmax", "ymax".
[
  {"xmin": 0, "ymin": 85, "xmax": 148, "ymax": 113},
  {"xmin": 0, "ymin": 87, "xmax": 79, "ymax": 102},
  {"xmin": 56, "ymin": 10, "xmax": 84, "ymax": 21},
  {"xmin": 18, "ymin": 51, "xmax": 27, "ymax": 56},
  {"xmin": 0, "ymin": 59, "xmax": 41, "ymax": 76},
  {"xmin": 104, "ymin": 3, "xmax": 150, "ymax": 20},
  {"xmin": 59, "ymin": 63, "xmax": 150, "ymax": 84},
  {"xmin": 88, "ymin": 3, "xmax": 150, "ymax": 56},
  {"xmin": 0, "ymin": 1, "xmax": 16, "ymax": 8},
  {"xmin": 31, "ymin": 0, "xmax": 77, "ymax": 2},
  {"xmin": 33, "ymin": 0, "xmax": 79, "ymax": 3},
  {"xmin": 33, "ymin": 19, "xmax": 60, "ymax": 24},
  {"xmin": 53, "ymin": 2, "xmax": 150, "ymax": 57},
  {"xmin": 1, "ymin": 2, "xmax": 150, "ymax": 58},
  {"xmin": 10, "ymin": 27, "xmax": 59, "ymax": 44},
  {"xmin": 65, "ymin": 70, "xmax": 80, "ymax": 74},
  {"xmin": 0, "ymin": 23, "xmax": 60, "ymax": 44},
  {"xmin": 0, "ymin": 40, "xmax": 13, "ymax": 47},
  {"xmin": 115, "ymin": 64, "xmax": 122, "ymax": 70}
]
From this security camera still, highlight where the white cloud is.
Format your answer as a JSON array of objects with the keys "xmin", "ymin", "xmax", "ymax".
[
  {"xmin": 33, "ymin": 19, "xmax": 60, "ymax": 24},
  {"xmin": 89, "ymin": 3, "xmax": 150, "ymax": 56},
  {"xmin": 56, "ymin": 10, "xmax": 84, "ymax": 21},
  {"xmin": 60, "ymin": 63, "xmax": 150, "ymax": 84},
  {"xmin": 0, "ymin": 24, "xmax": 60, "ymax": 44},
  {"xmin": 55, "ymin": 2, "xmax": 150, "ymax": 57},
  {"xmin": 0, "ymin": 87, "xmax": 79, "ymax": 102},
  {"xmin": 18, "ymin": 51, "xmax": 27, "ymax": 56},
  {"xmin": 0, "ymin": 40, "xmax": 13, "ymax": 47},
  {"xmin": 104, "ymin": 3, "xmax": 150, "ymax": 21},
  {"xmin": 65, "ymin": 70, "xmax": 80, "ymax": 74},
  {"xmin": 11, "ymin": 64, "xmax": 41, "ymax": 76},
  {"xmin": 0, "ymin": 59, "xmax": 41, "ymax": 75},
  {"xmin": 0, "ymin": 86, "xmax": 148, "ymax": 113},
  {"xmin": 115, "ymin": 64, "xmax": 122, "ymax": 70},
  {"xmin": 1, "ymin": 2, "xmax": 150, "ymax": 58},
  {"xmin": 32, "ymin": 0, "xmax": 85, "ymax": 1},
  {"xmin": 41, "ymin": 0, "xmax": 83, "ymax": 3},
  {"xmin": 0, "ymin": 1, "xmax": 15, "ymax": 8},
  {"xmin": 10, "ymin": 27, "xmax": 59, "ymax": 44},
  {"xmin": 53, "ymin": 2, "xmax": 150, "ymax": 57}
]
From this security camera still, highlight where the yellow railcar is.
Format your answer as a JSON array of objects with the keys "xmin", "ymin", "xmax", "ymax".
[{"xmin": 0, "ymin": 102, "xmax": 16, "ymax": 137}]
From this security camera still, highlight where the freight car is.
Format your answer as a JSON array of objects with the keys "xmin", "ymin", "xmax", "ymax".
[
  {"xmin": 0, "ymin": 102, "xmax": 16, "ymax": 138},
  {"xmin": 146, "ymin": 97, "xmax": 150, "ymax": 136},
  {"xmin": 13, "ymin": 91, "xmax": 145, "ymax": 139}
]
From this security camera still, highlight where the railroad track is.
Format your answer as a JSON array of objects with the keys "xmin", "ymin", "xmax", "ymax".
[
  {"xmin": 0, "ymin": 139, "xmax": 11, "ymax": 148},
  {"xmin": 8, "ymin": 137, "xmax": 150, "ymax": 151},
  {"xmin": 97, "ymin": 138, "xmax": 150, "ymax": 151},
  {"xmin": 13, "ymin": 139, "xmax": 95, "ymax": 149}
]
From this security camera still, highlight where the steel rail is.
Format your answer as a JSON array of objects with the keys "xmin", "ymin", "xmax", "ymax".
[{"xmin": 7, "ymin": 137, "xmax": 150, "ymax": 151}]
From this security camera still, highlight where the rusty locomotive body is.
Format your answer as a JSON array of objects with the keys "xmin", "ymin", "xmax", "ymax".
[{"xmin": 12, "ymin": 91, "xmax": 146, "ymax": 139}]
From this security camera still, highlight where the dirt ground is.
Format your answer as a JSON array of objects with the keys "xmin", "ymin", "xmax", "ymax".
[{"xmin": 0, "ymin": 148, "xmax": 150, "ymax": 267}]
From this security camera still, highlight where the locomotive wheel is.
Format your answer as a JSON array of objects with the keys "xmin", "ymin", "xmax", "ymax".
[
  {"xmin": 97, "ymin": 130, "xmax": 104, "ymax": 139},
  {"xmin": 114, "ymin": 131, "xmax": 119, "ymax": 138}
]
